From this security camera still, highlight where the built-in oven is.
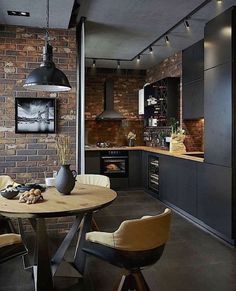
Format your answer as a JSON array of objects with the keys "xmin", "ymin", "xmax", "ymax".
[{"xmin": 100, "ymin": 150, "xmax": 129, "ymax": 178}]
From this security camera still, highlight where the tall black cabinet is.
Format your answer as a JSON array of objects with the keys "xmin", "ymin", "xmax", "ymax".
[
  {"xmin": 204, "ymin": 7, "xmax": 234, "ymax": 168},
  {"xmin": 204, "ymin": 7, "xmax": 236, "ymax": 241}
]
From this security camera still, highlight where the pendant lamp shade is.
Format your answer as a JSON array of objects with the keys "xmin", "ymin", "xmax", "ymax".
[
  {"xmin": 23, "ymin": 42, "xmax": 71, "ymax": 92},
  {"xmin": 23, "ymin": 0, "xmax": 71, "ymax": 92}
]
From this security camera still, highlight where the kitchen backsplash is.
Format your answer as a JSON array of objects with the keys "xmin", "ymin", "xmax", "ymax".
[{"xmin": 85, "ymin": 68, "xmax": 146, "ymax": 146}]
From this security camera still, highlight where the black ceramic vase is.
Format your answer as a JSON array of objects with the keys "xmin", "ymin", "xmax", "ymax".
[{"xmin": 55, "ymin": 165, "xmax": 76, "ymax": 195}]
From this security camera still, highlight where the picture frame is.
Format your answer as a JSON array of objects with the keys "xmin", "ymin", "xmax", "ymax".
[{"xmin": 15, "ymin": 97, "xmax": 56, "ymax": 134}]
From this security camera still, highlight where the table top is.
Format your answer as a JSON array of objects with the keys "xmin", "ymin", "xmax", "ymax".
[{"xmin": 0, "ymin": 183, "xmax": 117, "ymax": 218}]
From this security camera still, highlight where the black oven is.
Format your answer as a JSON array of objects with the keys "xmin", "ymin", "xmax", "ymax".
[{"xmin": 100, "ymin": 150, "xmax": 129, "ymax": 178}]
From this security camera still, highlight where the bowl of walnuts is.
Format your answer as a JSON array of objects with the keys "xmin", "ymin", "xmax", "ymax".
[{"xmin": 19, "ymin": 188, "xmax": 44, "ymax": 204}]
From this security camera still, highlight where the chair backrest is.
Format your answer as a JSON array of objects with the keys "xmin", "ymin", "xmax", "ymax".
[
  {"xmin": 0, "ymin": 175, "xmax": 18, "ymax": 191},
  {"xmin": 77, "ymin": 174, "xmax": 110, "ymax": 188},
  {"xmin": 113, "ymin": 208, "xmax": 171, "ymax": 251},
  {"xmin": 0, "ymin": 233, "xmax": 27, "ymax": 264}
]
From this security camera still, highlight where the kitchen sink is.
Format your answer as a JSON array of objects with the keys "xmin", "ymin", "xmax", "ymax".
[{"xmin": 183, "ymin": 153, "xmax": 204, "ymax": 158}]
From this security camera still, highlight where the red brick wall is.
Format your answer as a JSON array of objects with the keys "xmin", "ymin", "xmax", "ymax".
[
  {"xmin": 0, "ymin": 25, "xmax": 77, "ymax": 183},
  {"xmin": 146, "ymin": 52, "xmax": 204, "ymax": 151},
  {"xmin": 85, "ymin": 68, "xmax": 146, "ymax": 146}
]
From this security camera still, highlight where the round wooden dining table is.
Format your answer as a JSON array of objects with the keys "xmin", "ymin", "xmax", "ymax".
[{"xmin": 0, "ymin": 183, "xmax": 117, "ymax": 291}]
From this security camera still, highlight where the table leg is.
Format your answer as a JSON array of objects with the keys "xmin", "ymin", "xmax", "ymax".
[
  {"xmin": 51, "ymin": 214, "xmax": 83, "ymax": 276},
  {"xmin": 73, "ymin": 212, "xmax": 92, "ymax": 275},
  {"xmin": 34, "ymin": 218, "xmax": 53, "ymax": 291}
]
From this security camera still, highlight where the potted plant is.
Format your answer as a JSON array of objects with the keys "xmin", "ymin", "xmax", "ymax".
[
  {"xmin": 127, "ymin": 131, "xmax": 136, "ymax": 147},
  {"xmin": 169, "ymin": 118, "xmax": 186, "ymax": 153}
]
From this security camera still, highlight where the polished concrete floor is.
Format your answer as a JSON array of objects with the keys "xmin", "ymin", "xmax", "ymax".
[{"xmin": 1, "ymin": 190, "xmax": 236, "ymax": 291}]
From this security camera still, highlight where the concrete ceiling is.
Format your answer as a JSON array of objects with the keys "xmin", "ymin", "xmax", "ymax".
[
  {"xmin": 0, "ymin": 0, "xmax": 236, "ymax": 69},
  {"xmin": 0, "ymin": 0, "xmax": 74, "ymax": 29},
  {"xmin": 79, "ymin": 0, "xmax": 236, "ymax": 69}
]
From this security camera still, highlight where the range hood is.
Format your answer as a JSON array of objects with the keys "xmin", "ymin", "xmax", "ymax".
[{"xmin": 96, "ymin": 79, "xmax": 125, "ymax": 120}]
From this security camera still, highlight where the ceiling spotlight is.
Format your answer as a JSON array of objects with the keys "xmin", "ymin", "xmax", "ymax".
[
  {"xmin": 8, "ymin": 10, "xmax": 30, "ymax": 17},
  {"xmin": 184, "ymin": 20, "xmax": 190, "ymax": 29},
  {"xmin": 216, "ymin": 0, "xmax": 222, "ymax": 2},
  {"xmin": 117, "ymin": 60, "xmax": 120, "ymax": 69},
  {"xmin": 92, "ymin": 59, "xmax": 96, "ymax": 67},
  {"xmin": 137, "ymin": 55, "xmax": 141, "ymax": 62},
  {"xmin": 165, "ymin": 35, "xmax": 170, "ymax": 44},
  {"xmin": 149, "ymin": 46, "xmax": 153, "ymax": 54}
]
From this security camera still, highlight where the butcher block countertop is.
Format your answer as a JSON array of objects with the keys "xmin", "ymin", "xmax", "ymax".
[{"xmin": 85, "ymin": 146, "xmax": 204, "ymax": 163}]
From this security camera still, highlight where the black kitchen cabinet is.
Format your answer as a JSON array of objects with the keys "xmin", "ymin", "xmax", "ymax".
[
  {"xmin": 197, "ymin": 163, "xmax": 232, "ymax": 239},
  {"xmin": 144, "ymin": 77, "xmax": 179, "ymax": 127},
  {"xmin": 204, "ymin": 7, "xmax": 233, "ymax": 71},
  {"xmin": 204, "ymin": 62, "xmax": 232, "ymax": 167},
  {"xmin": 85, "ymin": 151, "xmax": 100, "ymax": 174},
  {"xmin": 182, "ymin": 39, "xmax": 204, "ymax": 120},
  {"xmin": 159, "ymin": 156, "xmax": 197, "ymax": 216},
  {"xmin": 182, "ymin": 39, "xmax": 204, "ymax": 83},
  {"xmin": 141, "ymin": 151, "xmax": 148, "ymax": 190},
  {"xmin": 129, "ymin": 151, "xmax": 142, "ymax": 188},
  {"xmin": 183, "ymin": 79, "xmax": 204, "ymax": 120}
]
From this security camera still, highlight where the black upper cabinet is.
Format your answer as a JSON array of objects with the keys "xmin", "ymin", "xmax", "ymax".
[
  {"xmin": 144, "ymin": 77, "xmax": 179, "ymax": 127},
  {"xmin": 204, "ymin": 7, "xmax": 233, "ymax": 71},
  {"xmin": 182, "ymin": 39, "xmax": 204, "ymax": 83},
  {"xmin": 182, "ymin": 39, "xmax": 204, "ymax": 120},
  {"xmin": 204, "ymin": 62, "xmax": 232, "ymax": 167},
  {"xmin": 183, "ymin": 79, "xmax": 204, "ymax": 120}
]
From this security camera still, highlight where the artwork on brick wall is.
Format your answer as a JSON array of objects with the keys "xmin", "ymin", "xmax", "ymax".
[{"xmin": 15, "ymin": 98, "xmax": 56, "ymax": 134}]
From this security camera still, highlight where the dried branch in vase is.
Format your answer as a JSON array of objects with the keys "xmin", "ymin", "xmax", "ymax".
[{"xmin": 56, "ymin": 135, "xmax": 72, "ymax": 165}]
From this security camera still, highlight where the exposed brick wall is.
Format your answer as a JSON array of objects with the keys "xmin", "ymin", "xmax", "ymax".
[
  {"xmin": 146, "ymin": 52, "xmax": 204, "ymax": 151},
  {"xmin": 0, "ymin": 25, "xmax": 77, "ymax": 183},
  {"xmin": 85, "ymin": 68, "xmax": 146, "ymax": 146}
]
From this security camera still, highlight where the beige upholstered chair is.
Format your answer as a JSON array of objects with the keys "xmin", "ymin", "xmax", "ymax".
[
  {"xmin": 77, "ymin": 174, "xmax": 110, "ymax": 230},
  {"xmin": 0, "ymin": 175, "xmax": 19, "ymax": 233},
  {"xmin": 0, "ymin": 233, "xmax": 27, "ymax": 264},
  {"xmin": 0, "ymin": 175, "xmax": 19, "ymax": 191},
  {"xmin": 83, "ymin": 208, "xmax": 171, "ymax": 291},
  {"xmin": 77, "ymin": 174, "xmax": 110, "ymax": 188}
]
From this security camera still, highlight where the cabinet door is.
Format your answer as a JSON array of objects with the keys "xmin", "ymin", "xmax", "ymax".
[
  {"xmin": 183, "ymin": 79, "xmax": 204, "ymax": 120},
  {"xmin": 159, "ymin": 157, "xmax": 197, "ymax": 215},
  {"xmin": 129, "ymin": 151, "xmax": 142, "ymax": 188},
  {"xmin": 159, "ymin": 156, "xmax": 178, "ymax": 205},
  {"xmin": 142, "ymin": 151, "xmax": 148, "ymax": 189},
  {"xmin": 182, "ymin": 39, "xmax": 204, "ymax": 83},
  {"xmin": 85, "ymin": 151, "xmax": 100, "ymax": 174},
  {"xmin": 204, "ymin": 62, "xmax": 232, "ymax": 167},
  {"xmin": 204, "ymin": 8, "xmax": 232, "ymax": 70},
  {"xmin": 197, "ymin": 163, "xmax": 232, "ymax": 239}
]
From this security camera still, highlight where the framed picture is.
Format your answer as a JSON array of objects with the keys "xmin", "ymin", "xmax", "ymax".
[{"xmin": 15, "ymin": 98, "xmax": 56, "ymax": 134}]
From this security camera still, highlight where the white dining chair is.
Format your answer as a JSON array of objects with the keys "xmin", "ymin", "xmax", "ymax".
[{"xmin": 77, "ymin": 174, "xmax": 111, "ymax": 230}]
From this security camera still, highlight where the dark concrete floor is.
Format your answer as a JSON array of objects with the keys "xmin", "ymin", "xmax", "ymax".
[{"xmin": 1, "ymin": 190, "xmax": 236, "ymax": 291}]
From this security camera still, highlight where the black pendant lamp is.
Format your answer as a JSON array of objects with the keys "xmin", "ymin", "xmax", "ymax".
[{"xmin": 23, "ymin": 0, "xmax": 71, "ymax": 92}]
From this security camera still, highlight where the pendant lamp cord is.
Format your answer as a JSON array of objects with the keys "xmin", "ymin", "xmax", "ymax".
[{"xmin": 45, "ymin": 0, "xmax": 49, "ymax": 44}]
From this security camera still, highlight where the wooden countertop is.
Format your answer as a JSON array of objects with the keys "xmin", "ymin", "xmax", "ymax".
[{"xmin": 85, "ymin": 146, "xmax": 204, "ymax": 162}]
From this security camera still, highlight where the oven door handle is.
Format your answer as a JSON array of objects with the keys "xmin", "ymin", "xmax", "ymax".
[{"xmin": 101, "ymin": 156, "xmax": 128, "ymax": 159}]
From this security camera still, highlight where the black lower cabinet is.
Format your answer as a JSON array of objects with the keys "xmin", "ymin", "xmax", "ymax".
[
  {"xmin": 85, "ymin": 151, "xmax": 100, "ymax": 174},
  {"xmin": 129, "ymin": 151, "xmax": 142, "ymax": 188},
  {"xmin": 142, "ymin": 151, "xmax": 148, "ymax": 190},
  {"xmin": 197, "ymin": 163, "xmax": 232, "ymax": 239},
  {"xmin": 159, "ymin": 156, "xmax": 197, "ymax": 216}
]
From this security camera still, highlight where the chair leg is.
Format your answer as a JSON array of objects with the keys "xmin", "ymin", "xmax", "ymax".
[
  {"xmin": 132, "ymin": 270, "xmax": 150, "ymax": 291},
  {"xmin": 91, "ymin": 217, "xmax": 100, "ymax": 231},
  {"xmin": 113, "ymin": 272, "xmax": 136, "ymax": 291}
]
